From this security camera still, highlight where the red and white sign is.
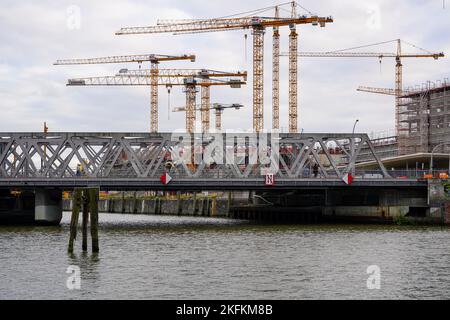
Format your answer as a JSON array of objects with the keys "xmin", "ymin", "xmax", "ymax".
[
  {"xmin": 342, "ymin": 173, "xmax": 353, "ymax": 185},
  {"xmin": 160, "ymin": 172, "xmax": 172, "ymax": 185},
  {"xmin": 265, "ymin": 173, "xmax": 275, "ymax": 186}
]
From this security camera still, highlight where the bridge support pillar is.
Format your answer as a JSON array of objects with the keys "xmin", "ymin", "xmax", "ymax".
[{"xmin": 34, "ymin": 189, "xmax": 62, "ymax": 225}]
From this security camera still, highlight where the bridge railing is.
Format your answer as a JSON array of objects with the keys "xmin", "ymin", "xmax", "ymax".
[{"xmin": 2, "ymin": 168, "xmax": 434, "ymax": 180}]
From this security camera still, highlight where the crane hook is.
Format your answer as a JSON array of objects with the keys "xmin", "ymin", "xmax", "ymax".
[
  {"xmin": 167, "ymin": 85, "xmax": 172, "ymax": 120},
  {"xmin": 244, "ymin": 34, "xmax": 248, "ymax": 63},
  {"xmin": 379, "ymin": 57, "xmax": 383, "ymax": 75}
]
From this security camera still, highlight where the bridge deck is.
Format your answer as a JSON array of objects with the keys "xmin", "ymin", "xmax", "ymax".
[{"xmin": 0, "ymin": 178, "xmax": 426, "ymax": 191}]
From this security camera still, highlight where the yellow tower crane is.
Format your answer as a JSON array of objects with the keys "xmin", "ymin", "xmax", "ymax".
[
  {"xmin": 115, "ymin": 2, "xmax": 333, "ymax": 133},
  {"xmin": 67, "ymin": 73, "xmax": 246, "ymax": 133},
  {"xmin": 282, "ymin": 39, "xmax": 444, "ymax": 140},
  {"xmin": 118, "ymin": 69, "xmax": 247, "ymax": 133},
  {"xmin": 54, "ymin": 54, "xmax": 196, "ymax": 133},
  {"xmin": 173, "ymin": 103, "xmax": 244, "ymax": 132}
]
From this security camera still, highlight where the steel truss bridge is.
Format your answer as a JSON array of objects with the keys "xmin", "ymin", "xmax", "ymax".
[{"xmin": 0, "ymin": 132, "xmax": 424, "ymax": 190}]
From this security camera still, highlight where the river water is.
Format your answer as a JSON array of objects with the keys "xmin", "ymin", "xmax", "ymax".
[{"xmin": 0, "ymin": 212, "xmax": 449, "ymax": 300}]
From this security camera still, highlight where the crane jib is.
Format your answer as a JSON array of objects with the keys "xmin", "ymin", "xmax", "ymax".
[{"xmin": 115, "ymin": 16, "xmax": 334, "ymax": 35}]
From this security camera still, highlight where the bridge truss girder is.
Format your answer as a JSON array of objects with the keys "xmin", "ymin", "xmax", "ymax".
[{"xmin": 0, "ymin": 133, "xmax": 390, "ymax": 180}]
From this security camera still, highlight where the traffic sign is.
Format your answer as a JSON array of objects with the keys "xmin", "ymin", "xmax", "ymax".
[
  {"xmin": 342, "ymin": 173, "xmax": 353, "ymax": 185},
  {"xmin": 265, "ymin": 173, "xmax": 275, "ymax": 186},
  {"xmin": 160, "ymin": 172, "xmax": 172, "ymax": 185}
]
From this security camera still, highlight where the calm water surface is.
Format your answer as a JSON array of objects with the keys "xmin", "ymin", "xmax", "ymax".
[{"xmin": 0, "ymin": 212, "xmax": 449, "ymax": 300}]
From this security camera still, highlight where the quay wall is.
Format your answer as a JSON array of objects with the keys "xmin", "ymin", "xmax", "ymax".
[{"xmin": 63, "ymin": 197, "xmax": 239, "ymax": 217}]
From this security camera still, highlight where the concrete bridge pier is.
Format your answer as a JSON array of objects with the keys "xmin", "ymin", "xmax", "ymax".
[
  {"xmin": 0, "ymin": 189, "xmax": 35, "ymax": 224},
  {"xmin": 34, "ymin": 189, "xmax": 63, "ymax": 225}
]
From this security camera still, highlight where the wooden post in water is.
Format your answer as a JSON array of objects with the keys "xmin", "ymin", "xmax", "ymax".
[
  {"xmin": 227, "ymin": 191, "xmax": 233, "ymax": 217},
  {"xmin": 133, "ymin": 191, "xmax": 137, "ymax": 214},
  {"xmin": 88, "ymin": 188, "xmax": 99, "ymax": 253},
  {"xmin": 192, "ymin": 192, "xmax": 197, "ymax": 216},
  {"xmin": 68, "ymin": 189, "xmax": 82, "ymax": 253},
  {"xmin": 211, "ymin": 195, "xmax": 217, "ymax": 217},
  {"xmin": 121, "ymin": 191, "xmax": 125, "ymax": 213},
  {"xmin": 68, "ymin": 188, "xmax": 99, "ymax": 253},
  {"xmin": 82, "ymin": 191, "xmax": 89, "ymax": 252},
  {"xmin": 176, "ymin": 191, "xmax": 182, "ymax": 215}
]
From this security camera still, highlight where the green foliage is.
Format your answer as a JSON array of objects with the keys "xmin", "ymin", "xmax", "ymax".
[
  {"xmin": 443, "ymin": 181, "xmax": 450, "ymax": 197},
  {"xmin": 393, "ymin": 215, "xmax": 416, "ymax": 226}
]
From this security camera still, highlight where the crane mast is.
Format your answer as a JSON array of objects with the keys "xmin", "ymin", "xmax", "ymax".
[
  {"xmin": 272, "ymin": 6, "xmax": 280, "ymax": 130},
  {"xmin": 184, "ymin": 79, "xmax": 198, "ymax": 133},
  {"xmin": 289, "ymin": 1, "xmax": 298, "ymax": 133},
  {"xmin": 395, "ymin": 39, "xmax": 404, "ymax": 151},
  {"xmin": 253, "ymin": 27, "xmax": 265, "ymax": 133},
  {"xmin": 201, "ymin": 80, "xmax": 211, "ymax": 133},
  {"xmin": 215, "ymin": 108, "xmax": 223, "ymax": 131},
  {"xmin": 150, "ymin": 61, "xmax": 159, "ymax": 132}
]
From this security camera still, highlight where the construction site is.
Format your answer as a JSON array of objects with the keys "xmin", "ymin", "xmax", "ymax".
[
  {"xmin": 49, "ymin": 2, "xmax": 450, "ymax": 222},
  {"xmin": 5, "ymin": 1, "xmax": 450, "ymax": 304},
  {"xmin": 52, "ymin": 2, "xmax": 448, "ymax": 174},
  {"xmin": 356, "ymin": 78, "xmax": 450, "ymax": 170}
]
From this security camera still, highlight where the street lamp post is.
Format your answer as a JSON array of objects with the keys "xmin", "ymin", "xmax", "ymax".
[
  {"xmin": 351, "ymin": 119, "xmax": 359, "ymax": 175},
  {"xmin": 430, "ymin": 142, "xmax": 450, "ymax": 175},
  {"xmin": 352, "ymin": 119, "xmax": 359, "ymax": 135}
]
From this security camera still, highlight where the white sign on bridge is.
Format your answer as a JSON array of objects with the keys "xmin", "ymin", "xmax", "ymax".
[{"xmin": 265, "ymin": 173, "xmax": 275, "ymax": 186}]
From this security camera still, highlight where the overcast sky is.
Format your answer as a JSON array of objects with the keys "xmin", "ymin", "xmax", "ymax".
[{"xmin": 0, "ymin": 0, "xmax": 449, "ymax": 135}]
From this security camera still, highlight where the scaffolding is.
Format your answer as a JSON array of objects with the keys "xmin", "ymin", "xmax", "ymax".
[
  {"xmin": 354, "ymin": 78, "xmax": 450, "ymax": 163},
  {"xmin": 399, "ymin": 78, "xmax": 450, "ymax": 155}
]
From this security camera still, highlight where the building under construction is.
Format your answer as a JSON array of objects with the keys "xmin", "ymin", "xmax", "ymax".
[
  {"xmin": 357, "ymin": 78, "xmax": 450, "ymax": 164},
  {"xmin": 398, "ymin": 79, "xmax": 450, "ymax": 155}
]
